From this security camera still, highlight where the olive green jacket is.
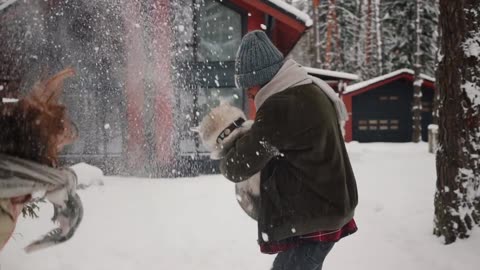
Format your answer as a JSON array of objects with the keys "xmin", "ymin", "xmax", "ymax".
[{"xmin": 220, "ymin": 78, "xmax": 358, "ymax": 243}]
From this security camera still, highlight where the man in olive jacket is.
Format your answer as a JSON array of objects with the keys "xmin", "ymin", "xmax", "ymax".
[{"xmin": 220, "ymin": 30, "xmax": 358, "ymax": 270}]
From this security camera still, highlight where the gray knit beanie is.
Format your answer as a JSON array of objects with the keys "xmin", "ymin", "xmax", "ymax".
[{"xmin": 234, "ymin": 30, "xmax": 284, "ymax": 89}]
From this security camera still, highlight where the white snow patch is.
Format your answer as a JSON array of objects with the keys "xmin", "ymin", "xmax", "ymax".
[
  {"xmin": 260, "ymin": 24, "xmax": 267, "ymax": 30},
  {"xmin": 428, "ymin": 124, "xmax": 438, "ymax": 131},
  {"xmin": 0, "ymin": 0, "xmax": 18, "ymax": 11},
  {"xmin": 261, "ymin": 232, "xmax": 269, "ymax": 242},
  {"xmin": 2, "ymin": 144, "xmax": 480, "ymax": 270},
  {"xmin": 70, "ymin": 163, "xmax": 104, "ymax": 189},
  {"xmin": 0, "ymin": 85, "xmax": 4, "ymax": 91},
  {"xmin": 414, "ymin": 78, "xmax": 424, "ymax": 87},
  {"xmin": 266, "ymin": 0, "xmax": 313, "ymax": 27},
  {"xmin": 345, "ymin": 69, "xmax": 435, "ymax": 94},
  {"xmin": 104, "ymin": 123, "xmax": 111, "ymax": 129},
  {"xmin": 2, "ymin": 97, "xmax": 18, "ymax": 103},
  {"xmin": 463, "ymin": 33, "xmax": 480, "ymax": 58},
  {"xmin": 462, "ymin": 81, "xmax": 480, "ymax": 106},
  {"xmin": 304, "ymin": 67, "xmax": 360, "ymax": 81}
]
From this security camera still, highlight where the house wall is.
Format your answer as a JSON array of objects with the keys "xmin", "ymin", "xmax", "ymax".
[
  {"xmin": 345, "ymin": 79, "xmax": 435, "ymax": 143},
  {"xmin": 0, "ymin": 0, "xmax": 307, "ymax": 176}
]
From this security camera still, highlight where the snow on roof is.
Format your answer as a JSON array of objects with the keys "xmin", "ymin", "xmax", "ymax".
[
  {"xmin": 345, "ymin": 68, "xmax": 435, "ymax": 94},
  {"xmin": 304, "ymin": 67, "xmax": 360, "ymax": 81},
  {"xmin": 0, "ymin": 0, "xmax": 18, "ymax": 11},
  {"xmin": 266, "ymin": 0, "xmax": 313, "ymax": 27}
]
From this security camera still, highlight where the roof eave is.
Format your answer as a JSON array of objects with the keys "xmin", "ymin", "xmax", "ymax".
[{"xmin": 344, "ymin": 69, "xmax": 436, "ymax": 96}]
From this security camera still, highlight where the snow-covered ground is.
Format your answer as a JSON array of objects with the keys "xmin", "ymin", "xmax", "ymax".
[{"xmin": 1, "ymin": 143, "xmax": 478, "ymax": 270}]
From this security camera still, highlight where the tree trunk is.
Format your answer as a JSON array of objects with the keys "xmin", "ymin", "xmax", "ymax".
[
  {"xmin": 332, "ymin": 0, "xmax": 342, "ymax": 69},
  {"xmin": 325, "ymin": 0, "xmax": 336, "ymax": 69},
  {"xmin": 365, "ymin": 0, "xmax": 372, "ymax": 64},
  {"xmin": 312, "ymin": 0, "xmax": 322, "ymax": 67},
  {"xmin": 432, "ymin": 0, "xmax": 441, "ymax": 125},
  {"xmin": 355, "ymin": 0, "xmax": 363, "ymax": 78},
  {"xmin": 374, "ymin": 0, "xmax": 383, "ymax": 75},
  {"xmin": 412, "ymin": 0, "xmax": 423, "ymax": 142},
  {"xmin": 434, "ymin": 0, "xmax": 480, "ymax": 244}
]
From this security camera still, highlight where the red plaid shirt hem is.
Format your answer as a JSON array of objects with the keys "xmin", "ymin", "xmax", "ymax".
[{"xmin": 260, "ymin": 219, "xmax": 358, "ymax": 254}]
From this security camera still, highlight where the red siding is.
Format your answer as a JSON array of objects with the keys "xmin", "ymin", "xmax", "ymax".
[
  {"xmin": 152, "ymin": 0, "xmax": 174, "ymax": 166},
  {"xmin": 247, "ymin": 8, "xmax": 265, "ymax": 31},
  {"xmin": 230, "ymin": 0, "xmax": 307, "ymax": 55},
  {"xmin": 123, "ymin": 0, "xmax": 146, "ymax": 167}
]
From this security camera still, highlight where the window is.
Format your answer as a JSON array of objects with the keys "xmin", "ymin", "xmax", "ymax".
[
  {"xmin": 171, "ymin": 0, "xmax": 195, "ymax": 62},
  {"xmin": 171, "ymin": 0, "xmax": 243, "ymax": 62},
  {"xmin": 197, "ymin": 0, "xmax": 243, "ymax": 62},
  {"xmin": 171, "ymin": 0, "xmax": 246, "ymax": 154},
  {"xmin": 422, "ymin": 101, "xmax": 432, "ymax": 112},
  {"xmin": 357, "ymin": 119, "xmax": 401, "ymax": 131},
  {"xmin": 379, "ymin": 95, "xmax": 400, "ymax": 101}
]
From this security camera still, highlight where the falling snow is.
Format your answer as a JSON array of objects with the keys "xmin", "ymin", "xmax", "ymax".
[
  {"xmin": 1, "ymin": 98, "xmax": 18, "ymax": 103},
  {"xmin": 261, "ymin": 232, "xmax": 269, "ymax": 242}
]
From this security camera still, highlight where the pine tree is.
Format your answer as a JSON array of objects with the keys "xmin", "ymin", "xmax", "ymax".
[
  {"xmin": 339, "ymin": 0, "xmax": 364, "ymax": 75},
  {"xmin": 434, "ymin": 0, "xmax": 480, "ymax": 244},
  {"xmin": 287, "ymin": 0, "xmax": 437, "ymax": 80},
  {"xmin": 421, "ymin": 0, "xmax": 439, "ymax": 76},
  {"xmin": 381, "ymin": 0, "xmax": 416, "ymax": 72},
  {"xmin": 381, "ymin": 0, "xmax": 438, "ymax": 76},
  {"xmin": 286, "ymin": 0, "xmax": 316, "ymax": 67}
]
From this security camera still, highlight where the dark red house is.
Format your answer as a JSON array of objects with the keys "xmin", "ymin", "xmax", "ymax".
[
  {"xmin": 342, "ymin": 69, "xmax": 436, "ymax": 143},
  {"xmin": 0, "ymin": 0, "xmax": 312, "ymax": 176}
]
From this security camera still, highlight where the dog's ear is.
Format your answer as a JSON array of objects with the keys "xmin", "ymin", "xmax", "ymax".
[{"xmin": 28, "ymin": 68, "xmax": 75, "ymax": 104}]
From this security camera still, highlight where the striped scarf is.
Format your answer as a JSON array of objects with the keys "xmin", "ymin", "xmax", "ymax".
[{"xmin": 0, "ymin": 154, "xmax": 82, "ymax": 252}]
